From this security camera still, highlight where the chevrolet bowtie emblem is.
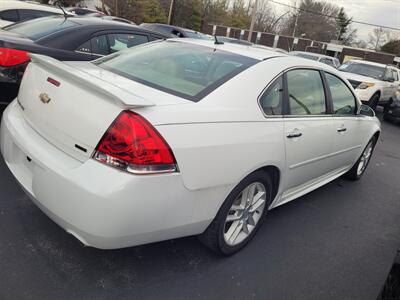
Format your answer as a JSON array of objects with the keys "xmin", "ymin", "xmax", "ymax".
[{"xmin": 39, "ymin": 93, "xmax": 51, "ymax": 104}]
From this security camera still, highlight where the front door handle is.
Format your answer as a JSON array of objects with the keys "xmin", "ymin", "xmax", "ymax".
[
  {"xmin": 337, "ymin": 127, "xmax": 347, "ymax": 133},
  {"xmin": 287, "ymin": 132, "xmax": 302, "ymax": 138}
]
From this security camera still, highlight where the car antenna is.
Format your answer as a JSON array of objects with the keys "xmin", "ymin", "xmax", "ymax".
[
  {"xmin": 214, "ymin": 35, "xmax": 224, "ymax": 45},
  {"xmin": 55, "ymin": 0, "xmax": 69, "ymax": 19}
]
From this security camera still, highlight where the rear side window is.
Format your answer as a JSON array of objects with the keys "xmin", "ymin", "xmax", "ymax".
[
  {"xmin": 108, "ymin": 33, "xmax": 149, "ymax": 53},
  {"xmin": 18, "ymin": 9, "xmax": 57, "ymax": 21},
  {"xmin": 259, "ymin": 76, "xmax": 283, "ymax": 115},
  {"xmin": 95, "ymin": 41, "xmax": 257, "ymax": 101},
  {"xmin": 287, "ymin": 69, "xmax": 326, "ymax": 115},
  {"xmin": 5, "ymin": 17, "xmax": 78, "ymax": 40},
  {"xmin": 325, "ymin": 73, "xmax": 356, "ymax": 115},
  {"xmin": 0, "ymin": 9, "xmax": 19, "ymax": 22}
]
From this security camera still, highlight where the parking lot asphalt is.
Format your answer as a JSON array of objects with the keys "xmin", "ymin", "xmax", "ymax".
[{"xmin": 0, "ymin": 113, "xmax": 400, "ymax": 300}]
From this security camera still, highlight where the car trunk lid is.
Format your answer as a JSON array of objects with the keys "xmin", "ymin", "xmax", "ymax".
[{"xmin": 18, "ymin": 54, "xmax": 160, "ymax": 162}]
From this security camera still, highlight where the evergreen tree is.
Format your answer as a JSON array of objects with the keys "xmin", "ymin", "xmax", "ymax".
[{"xmin": 336, "ymin": 7, "xmax": 352, "ymax": 41}]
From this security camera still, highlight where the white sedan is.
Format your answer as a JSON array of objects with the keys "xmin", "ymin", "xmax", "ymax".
[{"xmin": 0, "ymin": 39, "xmax": 380, "ymax": 255}]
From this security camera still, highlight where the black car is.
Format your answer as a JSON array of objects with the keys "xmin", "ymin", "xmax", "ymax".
[
  {"xmin": 140, "ymin": 23, "xmax": 211, "ymax": 40},
  {"xmin": 0, "ymin": 16, "xmax": 167, "ymax": 103},
  {"xmin": 383, "ymin": 98, "xmax": 400, "ymax": 123}
]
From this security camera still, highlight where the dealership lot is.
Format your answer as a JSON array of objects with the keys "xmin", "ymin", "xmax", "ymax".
[{"xmin": 0, "ymin": 111, "xmax": 398, "ymax": 300}]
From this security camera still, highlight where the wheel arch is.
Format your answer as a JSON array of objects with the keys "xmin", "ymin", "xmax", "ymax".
[{"xmin": 257, "ymin": 165, "xmax": 281, "ymax": 203}]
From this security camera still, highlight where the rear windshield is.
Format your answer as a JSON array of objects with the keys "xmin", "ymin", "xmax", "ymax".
[
  {"xmin": 94, "ymin": 41, "xmax": 258, "ymax": 101},
  {"xmin": 293, "ymin": 53, "xmax": 319, "ymax": 61},
  {"xmin": 5, "ymin": 17, "xmax": 78, "ymax": 40}
]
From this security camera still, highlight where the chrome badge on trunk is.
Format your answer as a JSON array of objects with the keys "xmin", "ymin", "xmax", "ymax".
[{"xmin": 39, "ymin": 93, "xmax": 51, "ymax": 104}]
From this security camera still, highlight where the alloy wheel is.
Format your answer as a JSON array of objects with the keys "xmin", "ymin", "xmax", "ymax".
[
  {"xmin": 223, "ymin": 182, "xmax": 267, "ymax": 246},
  {"xmin": 357, "ymin": 141, "xmax": 373, "ymax": 176}
]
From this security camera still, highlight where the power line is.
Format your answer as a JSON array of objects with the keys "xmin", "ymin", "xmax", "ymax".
[{"xmin": 269, "ymin": 0, "xmax": 400, "ymax": 31}]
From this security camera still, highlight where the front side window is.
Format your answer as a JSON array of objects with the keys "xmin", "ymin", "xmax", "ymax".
[
  {"xmin": 384, "ymin": 68, "xmax": 394, "ymax": 81},
  {"xmin": 325, "ymin": 73, "xmax": 356, "ymax": 115},
  {"xmin": 287, "ymin": 69, "xmax": 326, "ymax": 115},
  {"xmin": 91, "ymin": 35, "xmax": 109, "ymax": 56},
  {"xmin": 0, "ymin": 9, "xmax": 19, "ymax": 22},
  {"xmin": 95, "ymin": 41, "xmax": 257, "ymax": 101},
  {"xmin": 108, "ymin": 33, "xmax": 149, "ymax": 53},
  {"xmin": 259, "ymin": 76, "xmax": 283, "ymax": 115},
  {"xmin": 392, "ymin": 70, "xmax": 399, "ymax": 82}
]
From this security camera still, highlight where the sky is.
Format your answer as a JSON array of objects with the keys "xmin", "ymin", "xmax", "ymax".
[{"xmin": 271, "ymin": 0, "xmax": 400, "ymax": 42}]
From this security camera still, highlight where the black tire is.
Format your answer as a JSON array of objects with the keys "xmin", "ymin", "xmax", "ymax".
[
  {"xmin": 199, "ymin": 170, "xmax": 273, "ymax": 256},
  {"xmin": 344, "ymin": 136, "xmax": 377, "ymax": 181},
  {"xmin": 368, "ymin": 93, "xmax": 380, "ymax": 110}
]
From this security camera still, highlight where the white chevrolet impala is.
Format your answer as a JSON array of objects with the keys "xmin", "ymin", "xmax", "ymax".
[{"xmin": 0, "ymin": 39, "xmax": 380, "ymax": 255}]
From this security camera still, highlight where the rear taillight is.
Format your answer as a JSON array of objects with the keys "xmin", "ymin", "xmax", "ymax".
[
  {"xmin": 93, "ymin": 111, "xmax": 177, "ymax": 174},
  {"xmin": 0, "ymin": 48, "xmax": 30, "ymax": 67}
]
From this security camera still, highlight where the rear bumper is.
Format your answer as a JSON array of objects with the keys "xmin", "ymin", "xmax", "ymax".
[{"xmin": 0, "ymin": 101, "xmax": 212, "ymax": 249}]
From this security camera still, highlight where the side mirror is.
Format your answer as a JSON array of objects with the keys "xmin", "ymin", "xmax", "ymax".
[
  {"xmin": 357, "ymin": 104, "xmax": 375, "ymax": 117},
  {"xmin": 385, "ymin": 77, "xmax": 395, "ymax": 83}
]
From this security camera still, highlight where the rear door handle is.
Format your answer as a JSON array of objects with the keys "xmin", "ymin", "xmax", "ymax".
[
  {"xmin": 287, "ymin": 132, "xmax": 302, "ymax": 138},
  {"xmin": 337, "ymin": 127, "xmax": 347, "ymax": 133}
]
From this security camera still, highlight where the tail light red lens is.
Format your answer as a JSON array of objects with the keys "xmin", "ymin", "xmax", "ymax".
[
  {"xmin": 93, "ymin": 111, "xmax": 177, "ymax": 174},
  {"xmin": 0, "ymin": 48, "xmax": 30, "ymax": 67}
]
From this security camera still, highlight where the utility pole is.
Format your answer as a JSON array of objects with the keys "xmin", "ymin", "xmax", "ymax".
[
  {"xmin": 248, "ymin": 0, "xmax": 259, "ymax": 42},
  {"xmin": 168, "ymin": 0, "xmax": 175, "ymax": 25},
  {"xmin": 115, "ymin": 0, "xmax": 118, "ymax": 17},
  {"xmin": 292, "ymin": 0, "xmax": 299, "ymax": 37},
  {"xmin": 375, "ymin": 27, "xmax": 383, "ymax": 51}
]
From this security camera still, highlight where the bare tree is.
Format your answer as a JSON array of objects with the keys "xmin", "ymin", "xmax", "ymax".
[{"xmin": 367, "ymin": 28, "xmax": 400, "ymax": 50}]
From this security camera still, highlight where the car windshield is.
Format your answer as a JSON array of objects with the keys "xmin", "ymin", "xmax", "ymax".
[
  {"xmin": 184, "ymin": 30, "xmax": 212, "ymax": 40},
  {"xmin": 4, "ymin": 17, "xmax": 78, "ymax": 40},
  {"xmin": 338, "ymin": 61, "xmax": 385, "ymax": 79},
  {"xmin": 94, "ymin": 41, "xmax": 258, "ymax": 101}
]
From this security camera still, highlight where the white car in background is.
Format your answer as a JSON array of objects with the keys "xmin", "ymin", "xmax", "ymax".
[
  {"xmin": 290, "ymin": 51, "xmax": 340, "ymax": 68},
  {"xmin": 338, "ymin": 60, "xmax": 400, "ymax": 109},
  {"xmin": 0, "ymin": 39, "xmax": 380, "ymax": 255},
  {"xmin": 0, "ymin": 0, "xmax": 64, "ymax": 28}
]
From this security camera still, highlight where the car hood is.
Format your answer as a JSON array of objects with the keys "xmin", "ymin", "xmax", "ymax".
[{"xmin": 339, "ymin": 71, "xmax": 380, "ymax": 84}]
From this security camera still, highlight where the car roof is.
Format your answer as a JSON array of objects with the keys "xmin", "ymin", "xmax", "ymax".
[
  {"xmin": 33, "ymin": 15, "xmax": 161, "ymax": 33},
  {"xmin": 0, "ymin": 0, "xmax": 63, "ymax": 13},
  {"xmin": 171, "ymin": 38, "xmax": 285, "ymax": 61},
  {"xmin": 142, "ymin": 23, "xmax": 197, "ymax": 33}
]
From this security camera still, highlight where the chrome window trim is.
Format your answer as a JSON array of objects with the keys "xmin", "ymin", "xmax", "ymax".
[{"xmin": 257, "ymin": 65, "xmax": 334, "ymax": 119}]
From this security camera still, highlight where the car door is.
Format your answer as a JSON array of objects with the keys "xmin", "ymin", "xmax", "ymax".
[
  {"xmin": 283, "ymin": 69, "xmax": 335, "ymax": 195},
  {"xmin": 324, "ymin": 72, "xmax": 365, "ymax": 170}
]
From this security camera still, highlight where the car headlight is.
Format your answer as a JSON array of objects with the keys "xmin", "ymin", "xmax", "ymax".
[{"xmin": 358, "ymin": 82, "xmax": 375, "ymax": 89}]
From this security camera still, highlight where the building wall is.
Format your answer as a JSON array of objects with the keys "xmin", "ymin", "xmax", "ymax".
[{"xmin": 206, "ymin": 25, "xmax": 396, "ymax": 65}]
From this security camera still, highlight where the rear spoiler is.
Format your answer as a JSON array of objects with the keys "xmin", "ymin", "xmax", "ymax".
[{"xmin": 29, "ymin": 54, "xmax": 154, "ymax": 108}]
